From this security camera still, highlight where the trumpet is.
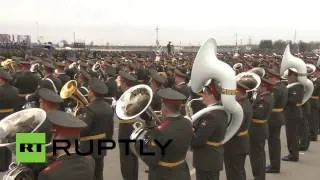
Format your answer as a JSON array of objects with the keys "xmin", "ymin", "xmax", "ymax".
[{"xmin": 60, "ymin": 80, "xmax": 89, "ymax": 116}]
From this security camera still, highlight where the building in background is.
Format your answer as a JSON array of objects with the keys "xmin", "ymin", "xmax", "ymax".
[{"xmin": 0, "ymin": 34, "xmax": 11, "ymax": 43}]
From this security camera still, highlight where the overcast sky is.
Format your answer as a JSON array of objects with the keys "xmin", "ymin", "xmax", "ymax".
[{"xmin": 1, "ymin": 0, "xmax": 320, "ymax": 45}]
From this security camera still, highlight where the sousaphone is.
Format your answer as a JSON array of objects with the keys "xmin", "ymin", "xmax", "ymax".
[
  {"xmin": 280, "ymin": 45, "xmax": 313, "ymax": 104},
  {"xmin": 190, "ymin": 38, "xmax": 243, "ymax": 143}
]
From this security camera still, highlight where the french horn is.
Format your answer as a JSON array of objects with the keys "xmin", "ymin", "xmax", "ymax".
[
  {"xmin": 60, "ymin": 80, "xmax": 89, "ymax": 116},
  {"xmin": 280, "ymin": 45, "xmax": 314, "ymax": 104},
  {"xmin": 190, "ymin": 38, "xmax": 243, "ymax": 143},
  {"xmin": 0, "ymin": 108, "xmax": 46, "ymax": 180}
]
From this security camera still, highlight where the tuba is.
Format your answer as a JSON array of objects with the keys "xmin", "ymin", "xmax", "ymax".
[
  {"xmin": 60, "ymin": 80, "xmax": 89, "ymax": 116},
  {"xmin": 236, "ymin": 71, "xmax": 261, "ymax": 102},
  {"xmin": 0, "ymin": 108, "xmax": 46, "ymax": 180},
  {"xmin": 236, "ymin": 71, "xmax": 261, "ymax": 92},
  {"xmin": 115, "ymin": 84, "xmax": 161, "ymax": 140},
  {"xmin": 233, "ymin": 63, "xmax": 243, "ymax": 72},
  {"xmin": 248, "ymin": 67, "xmax": 266, "ymax": 78},
  {"xmin": 190, "ymin": 38, "xmax": 243, "ymax": 143},
  {"xmin": 280, "ymin": 45, "xmax": 314, "ymax": 104},
  {"xmin": 306, "ymin": 63, "xmax": 316, "ymax": 75},
  {"xmin": 92, "ymin": 61, "xmax": 105, "ymax": 80},
  {"xmin": 185, "ymin": 97, "xmax": 203, "ymax": 119}
]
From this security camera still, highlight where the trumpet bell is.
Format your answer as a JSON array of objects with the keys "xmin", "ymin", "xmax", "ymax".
[
  {"xmin": 116, "ymin": 84, "xmax": 153, "ymax": 120},
  {"xmin": 0, "ymin": 108, "xmax": 46, "ymax": 153}
]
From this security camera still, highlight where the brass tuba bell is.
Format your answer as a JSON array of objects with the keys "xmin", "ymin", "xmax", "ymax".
[{"xmin": 60, "ymin": 80, "xmax": 88, "ymax": 116}]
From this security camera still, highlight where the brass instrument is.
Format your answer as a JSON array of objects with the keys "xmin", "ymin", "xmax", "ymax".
[
  {"xmin": 0, "ymin": 108, "xmax": 47, "ymax": 180},
  {"xmin": 306, "ymin": 64, "xmax": 316, "ymax": 75},
  {"xmin": 185, "ymin": 98, "xmax": 203, "ymax": 119},
  {"xmin": 1, "ymin": 59, "xmax": 16, "ymax": 73},
  {"xmin": 233, "ymin": 63, "xmax": 243, "ymax": 72},
  {"xmin": 280, "ymin": 45, "xmax": 314, "ymax": 104},
  {"xmin": 189, "ymin": 38, "xmax": 244, "ymax": 143},
  {"xmin": 248, "ymin": 67, "xmax": 266, "ymax": 78},
  {"xmin": 60, "ymin": 80, "xmax": 89, "ymax": 116},
  {"xmin": 30, "ymin": 63, "xmax": 44, "ymax": 78},
  {"xmin": 115, "ymin": 84, "xmax": 161, "ymax": 140}
]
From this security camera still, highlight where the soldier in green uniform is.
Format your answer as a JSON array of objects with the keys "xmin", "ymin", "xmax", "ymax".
[
  {"xmin": 0, "ymin": 69, "xmax": 20, "ymax": 171},
  {"xmin": 38, "ymin": 110, "xmax": 95, "ymax": 180},
  {"xmin": 265, "ymin": 69, "xmax": 288, "ymax": 173},
  {"xmin": 79, "ymin": 77, "xmax": 114, "ymax": 180},
  {"xmin": 224, "ymin": 80, "xmax": 253, "ymax": 180},
  {"xmin": 309, "ymin": 68, "xmax": 320, "ymax": 141},
  {"xmin": 282, "ymin": 69, "xmax": 304, "ymax": 162},
  {"xmin": 117, "ymin": 71, "xmax": 139, "ymax": 180},
  {"xmin": 135, "ymin": 88, "xmax": 193, "ymax": 180},
  {"xmin": 191, "ymin": 80, "xmax": 227, "ymax": 180},
  {"xmin": 249, "ymin": 77, "xmax": 274, "ymax": 180}
]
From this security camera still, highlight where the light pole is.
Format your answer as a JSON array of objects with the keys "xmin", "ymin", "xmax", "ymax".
[
  {"xmin": 155, "ymin": 26, "xmax": 159, "ymax": 47},
  {"xmin": 36, "ymin": 21, "xmax": 39, "ymax": 43}
]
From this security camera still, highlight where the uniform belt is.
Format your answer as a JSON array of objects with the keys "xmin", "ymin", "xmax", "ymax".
[
  {"xmin": 252, "ymin": 118, "xmax": 267, "ymax": 124},
  {"xmin": 0, "ymin": 108, "xmax": 14, "ymax": 113},
  {"xmin": 158, "ymin": 160, "xmax": 185, "ymax": 167},
  {"xmin": 296, "ymin": 103, "xmax": 303, "ymax": 107},
  {"xmin": 80, "ymin": 133, "xmax": 106, "ymax": 141},
  {"xmin": 311, "ymin": 96, "xmax": 319, "ymax": 100},
  {"xmin": 272, "ymin": 108, "xmax": 284, "ymax": 112},
  {"xmin": 238, "ymin": 130, "xmax": 248, "ymax": 136},
  {"xmin": 18, "ymin": 93, "xmax": 32, "ymax": 97},
  {"xmin": 206, "ymin": 140, "xmax": 224, "ymax": 147},
  {"xmin": 119, "ymin": 119, "xmax": 137, "ymax": 124}
]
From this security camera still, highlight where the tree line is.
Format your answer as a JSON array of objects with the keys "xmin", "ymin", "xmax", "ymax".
[{"xmin": 259, "ymin": 40, "xmax": 320, "ymax": 53}]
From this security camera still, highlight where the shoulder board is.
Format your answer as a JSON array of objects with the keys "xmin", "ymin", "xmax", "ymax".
[{"xmin": 41, "ymin": 160, "xmax": 63, "ymax": 173}]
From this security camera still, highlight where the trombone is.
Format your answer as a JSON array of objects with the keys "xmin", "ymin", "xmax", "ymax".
[{"xmin": 60, "ymin": 80, "xmax": 89, "ymax": 116}]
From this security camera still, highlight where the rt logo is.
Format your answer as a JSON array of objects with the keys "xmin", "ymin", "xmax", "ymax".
[{"xmin": 16, "ymin": 133, "xmax": 46, "ymax": 163}]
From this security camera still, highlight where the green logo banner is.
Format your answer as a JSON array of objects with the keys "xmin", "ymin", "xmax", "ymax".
[{"xmin": 16, "ymin": 133, "xmax": 46, "ymax": 163}]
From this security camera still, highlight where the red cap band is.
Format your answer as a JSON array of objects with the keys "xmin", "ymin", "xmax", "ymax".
[{"xmin": 0, "ymin": 77, "xmax": 8, "ymax": 82}]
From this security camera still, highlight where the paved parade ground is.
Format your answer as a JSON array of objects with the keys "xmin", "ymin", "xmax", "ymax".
[{"xmin": 1, "ymin": 120, "xmax": 320, "ymax": 180}]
